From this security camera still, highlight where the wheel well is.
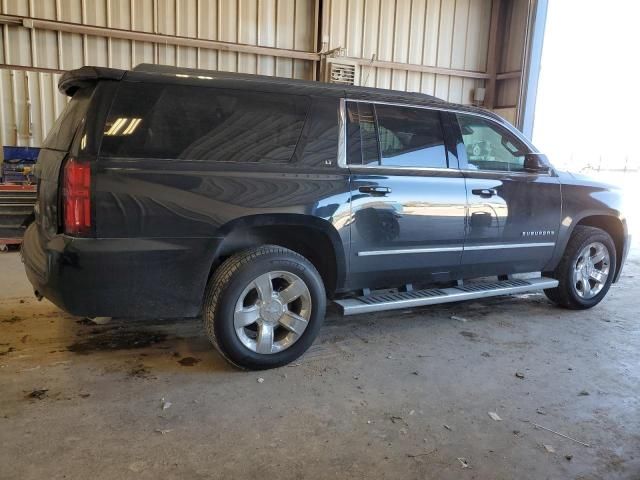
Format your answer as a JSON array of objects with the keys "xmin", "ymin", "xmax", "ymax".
[
  {"xmin": 576, "ymin": 215, "xmax": 624, "ymax": 273},
  {"xmin": 212, "ymin": 224, "xmax": 339, "ymax": 296}
]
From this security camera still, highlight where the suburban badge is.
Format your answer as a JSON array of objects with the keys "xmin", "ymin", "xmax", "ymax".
[{"xmin": 521, "ymin": 230, "xmax": 555, "ymax": 237}]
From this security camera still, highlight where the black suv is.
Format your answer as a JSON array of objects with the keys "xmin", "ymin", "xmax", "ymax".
[{"xmin": 22, "ymin": 65, "xmax": 630, "ymax": 369}]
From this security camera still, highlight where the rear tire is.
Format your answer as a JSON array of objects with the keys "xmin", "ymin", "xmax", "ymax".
[
  {"xmin": 203, "ymin": 245, "xmax": 326, "ymax": 370},
  {"xmin": 544, "ymin": 226, "xmax": 616, "ymax": 309}
]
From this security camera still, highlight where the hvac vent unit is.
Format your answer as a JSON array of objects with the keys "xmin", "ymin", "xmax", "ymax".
[{"xmin": 325, "ymin": 58, "xmax": 359, "ymax": 85}]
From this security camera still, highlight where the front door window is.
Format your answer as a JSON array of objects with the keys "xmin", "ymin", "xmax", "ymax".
[{"xmin": 457, "ymin": 114, "xmax": 529, "ymax": 172}]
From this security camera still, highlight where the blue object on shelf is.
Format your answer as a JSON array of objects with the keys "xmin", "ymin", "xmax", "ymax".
[{"xmin": 2, "ymin": 146, "xmax": 40, "ymax": 184}]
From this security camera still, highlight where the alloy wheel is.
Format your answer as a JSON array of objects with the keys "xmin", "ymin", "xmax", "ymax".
[
  {"xmin": 233, "ymin": 271, "xmax": 312, "ymax": 354},
  {"xmin": 572, "ymin": 242, "xmax": 610, "ymax": 299}
]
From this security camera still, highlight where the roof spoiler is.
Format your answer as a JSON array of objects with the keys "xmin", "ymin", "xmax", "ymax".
[{"xmin": 58, "ymin": 66, "xmax": 126, "ymax": 96}]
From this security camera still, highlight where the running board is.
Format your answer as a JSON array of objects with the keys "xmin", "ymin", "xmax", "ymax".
[{"xmin": 334, "ymin": 277, "xmax": 558, "ymax": 316}]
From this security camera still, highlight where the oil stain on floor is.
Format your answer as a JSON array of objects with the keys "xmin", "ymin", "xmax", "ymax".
[{"xmin": 67, "ymin": 330, "xmax": 169, "ymax": 354}]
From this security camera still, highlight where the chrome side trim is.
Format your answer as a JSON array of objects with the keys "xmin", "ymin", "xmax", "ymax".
[
  {"xmin": 335, "ymin": 277, "xmax": 559, "ymax": 315},
  {"xmin": 348, "ymin": 165, "xmax": 461, "ymax": 175},
  {"xmin": 349, "ymin": 163, "xmax": 549, "ymax": 177},
  {"xmin": 461, "ymin": 168, "xmax": 553, "ymax": 177},
  {"xmin": 357, "ymin": 242, "xmax": 554, "ymax": 256},
  {"xmin": 357, "ymin": 246, "xmax": 463, "ymax": 256},
  {"xmin": 337, "ymin": 98, "xmax": 347, "ymax": 168},
  {"xmin": 464, "ymin": 242, "xmax": 555, "ymax": 251}
]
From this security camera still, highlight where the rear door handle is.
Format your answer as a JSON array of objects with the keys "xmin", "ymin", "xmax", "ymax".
[
  {"xmin": 472, "ymin": 188, "xmax": 498, "ymax": 198},
  {"xmin": 359, "ymin": 186, "xmax": 392, "ymax": 196}
]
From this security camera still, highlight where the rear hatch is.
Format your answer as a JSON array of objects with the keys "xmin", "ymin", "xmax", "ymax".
[{"xmin": 34, "ymin": 66, "xmax": 124, "ymax": 238}]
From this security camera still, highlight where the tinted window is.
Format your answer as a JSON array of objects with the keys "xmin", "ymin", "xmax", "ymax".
[
  {"xmin": 346, "ymin": 102, "xmax": 447, "ymax": 168},
  {"xmin": 346, "ymin": 102, "xmax": 379, "ymax": 166},
  {"xmin": 101, "ymin": 83, "xmax": 310, "ymax": 162},
  {"xmin": 43, "ymin": 87, "xmax": 94, "ymax": 151},
  {"xmin": 375, "ymin": 105, "xmax": 446, "ymax": 168},
  {"xmin": 293, "ymin": 97, "xmax": 340, "ymax": 167},
  {"xmin": 457, "ymin": 114, "xmax": 529, "ymax": 172}
]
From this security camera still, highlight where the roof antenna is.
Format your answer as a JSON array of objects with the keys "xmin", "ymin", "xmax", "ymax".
[{"xmin": 362, "ymin": 53, "xmax": 376, "ymax": 86}]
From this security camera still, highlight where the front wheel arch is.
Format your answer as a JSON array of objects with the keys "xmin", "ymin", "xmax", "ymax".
[
  {"xmin": 545, "ymin": 214, "xmax": 626, "ymax": 282},
  {"xmin": 544, "ymin": 225, "xmax": 616, "ymax": 309},
  {"xmin": 574, "ymin": 215, "xmax": 625, "ymax": 281}
]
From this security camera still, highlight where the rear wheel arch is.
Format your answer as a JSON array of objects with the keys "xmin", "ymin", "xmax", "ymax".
[
  {"xmin": 203, "ymin": 245, "xmax": 327, "ymax": 369},
  {"xmin": 210, "ymin": 214, "xmax": 346, "ymax": 297}
]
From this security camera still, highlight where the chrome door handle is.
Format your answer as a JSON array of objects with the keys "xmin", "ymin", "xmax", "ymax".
[
  {"xmin": 359, "ymin": 186, "xmax": 392, "ymax": 196},
  {"xmin": 472, "ymin": 188, "xmax": 498, "ymax": 198}
]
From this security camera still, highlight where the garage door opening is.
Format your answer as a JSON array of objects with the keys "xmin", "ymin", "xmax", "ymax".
[{"xmin": 532, "ymin": 0, "xmax": 638, "ymax": 240}]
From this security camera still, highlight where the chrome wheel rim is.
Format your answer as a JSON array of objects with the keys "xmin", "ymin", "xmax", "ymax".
[
  {"xmin": 572, "ymin": 242, "xmax": 610, "ymax": 299},
  {"xmin": 234, "ymin": 271, "xmax": 312, "ymax": 354}
]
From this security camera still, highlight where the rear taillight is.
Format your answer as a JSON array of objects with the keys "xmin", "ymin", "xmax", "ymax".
[{"xmin": 62, "ymin": 158, "xmax": 91, "ymax": 236}]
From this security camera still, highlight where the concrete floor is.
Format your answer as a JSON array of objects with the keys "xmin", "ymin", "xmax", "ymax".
[{"xmin": 1, "ymin": 248, "xmax": 639, "ymax": 480}]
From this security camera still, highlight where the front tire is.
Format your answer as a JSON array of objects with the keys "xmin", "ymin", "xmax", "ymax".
[
  {"xmin": 544, "ymin": 226, "xmax": 616, "ymax": 309},
  {"xmin": 203, "ymin": 245, "xmax": 326, "ymax": 370}
]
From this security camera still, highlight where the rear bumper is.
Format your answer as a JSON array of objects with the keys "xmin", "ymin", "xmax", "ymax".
[{"xmin": 22, "ymin": 224, "xmax": 220, "ymax": 318}]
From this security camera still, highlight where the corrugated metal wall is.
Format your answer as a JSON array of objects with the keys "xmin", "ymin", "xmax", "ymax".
[
  {"xmin": 494, "ymin": 0, "xmax": 530, "ymax": 124},
  {"xmin": 324, "ymin": 0, "xmax": 492, "ymax": 104},
  {"xmin": 322, "ymin": 0, "xmax": 530, "ymax": 125},
  {"xmin": 0, "ymin": 0, "xmax": 531, "ymax": 149},
  {"xmin": 0, "ymin": 0, "xmax": 318, "ymax": 147}
]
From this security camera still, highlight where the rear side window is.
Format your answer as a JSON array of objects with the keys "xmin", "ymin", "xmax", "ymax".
[
  {"xmin": 43, "ymin": 87, "xmax": 94, "ymax": 151},
  {"xmin": 101, "ymin": 83, "xmax": 310, "ymax": 162},
  {"xmin": 346, "ymin": 101, "xmax": 447, "ymax": 169}
]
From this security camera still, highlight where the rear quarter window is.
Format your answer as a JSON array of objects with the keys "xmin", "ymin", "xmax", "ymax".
[
  {"xmin": 100, "ymin": 83, "xmax": 310, "ymax": 163},
  {"xmin": 42, "ymin": 87, "xmax": 94, "ymax": 151}
]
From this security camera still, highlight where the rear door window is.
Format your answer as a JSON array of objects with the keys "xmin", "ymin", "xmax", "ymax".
[
  {"xmin": 346, "ymin": 101, "xmax": 447, "ymax": 169},
  {"xmin": 101, "ymin": 83, "xmax": 310, "ymax": 162},
  {"xmin": 375, "ymin": 104, "xmax": 447, "ymax": 168}
]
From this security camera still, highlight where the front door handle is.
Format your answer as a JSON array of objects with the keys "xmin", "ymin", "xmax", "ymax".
[
  {"xmin": 472, "ymin": 188, "xmax": 498, "ymax": 198},
  {"xmin": 359, "ymin": 186, "xmax": 392, "ymax": 196}
]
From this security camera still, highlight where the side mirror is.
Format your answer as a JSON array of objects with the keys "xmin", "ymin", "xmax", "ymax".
[{"xmin": 524, "ymin": 153, "xmax": 552, "ymax": 174}]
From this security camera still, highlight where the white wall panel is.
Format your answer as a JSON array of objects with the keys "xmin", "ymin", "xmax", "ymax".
[
  {"xmin": 197, "ymin": 0, "xmax": 219, "ymax": 70},
  {"xmin": 323, "ymin": 0, "xmax": 494, "ymax": 104},
  {"xmin": 496, "ymin": 0, "xmax": 529, "ymax": 108},
  {"xmin": 82, "ymin": 0, "xmax": 109, "ymax": 67},
  {"xmin": 0, "ymin": 69, "xmax": 63, "ymax": 147},
  {"xmin": 405, "ymin": 0, "xmax": 426, "ymax": 93},
  {"xmin": 293, "ymin": 0, "xmax": 314, "ymax": 79},
  {"xmin": 130, "ymin": 0, "xmax": 154, "ymax": 66}
]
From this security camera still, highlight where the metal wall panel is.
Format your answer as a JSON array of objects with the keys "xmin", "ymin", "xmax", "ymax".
[
  {"xmin": 0, "ymin": 0, "xmax": 318, "ymax": 147},
  {"xmin": 496, "ymin": 0, "xmax": 529, "ymax": 109},
  {"xmin": 323, "ymin": 0, "xmax": 492, "ymax": 102},
  {"xmin": 0, "ymin": 69, "xmax": 63, "ymax": 147},
  {"xmin": 1, "ymin": 0, "xmax": 530, "ymax": 149}
]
